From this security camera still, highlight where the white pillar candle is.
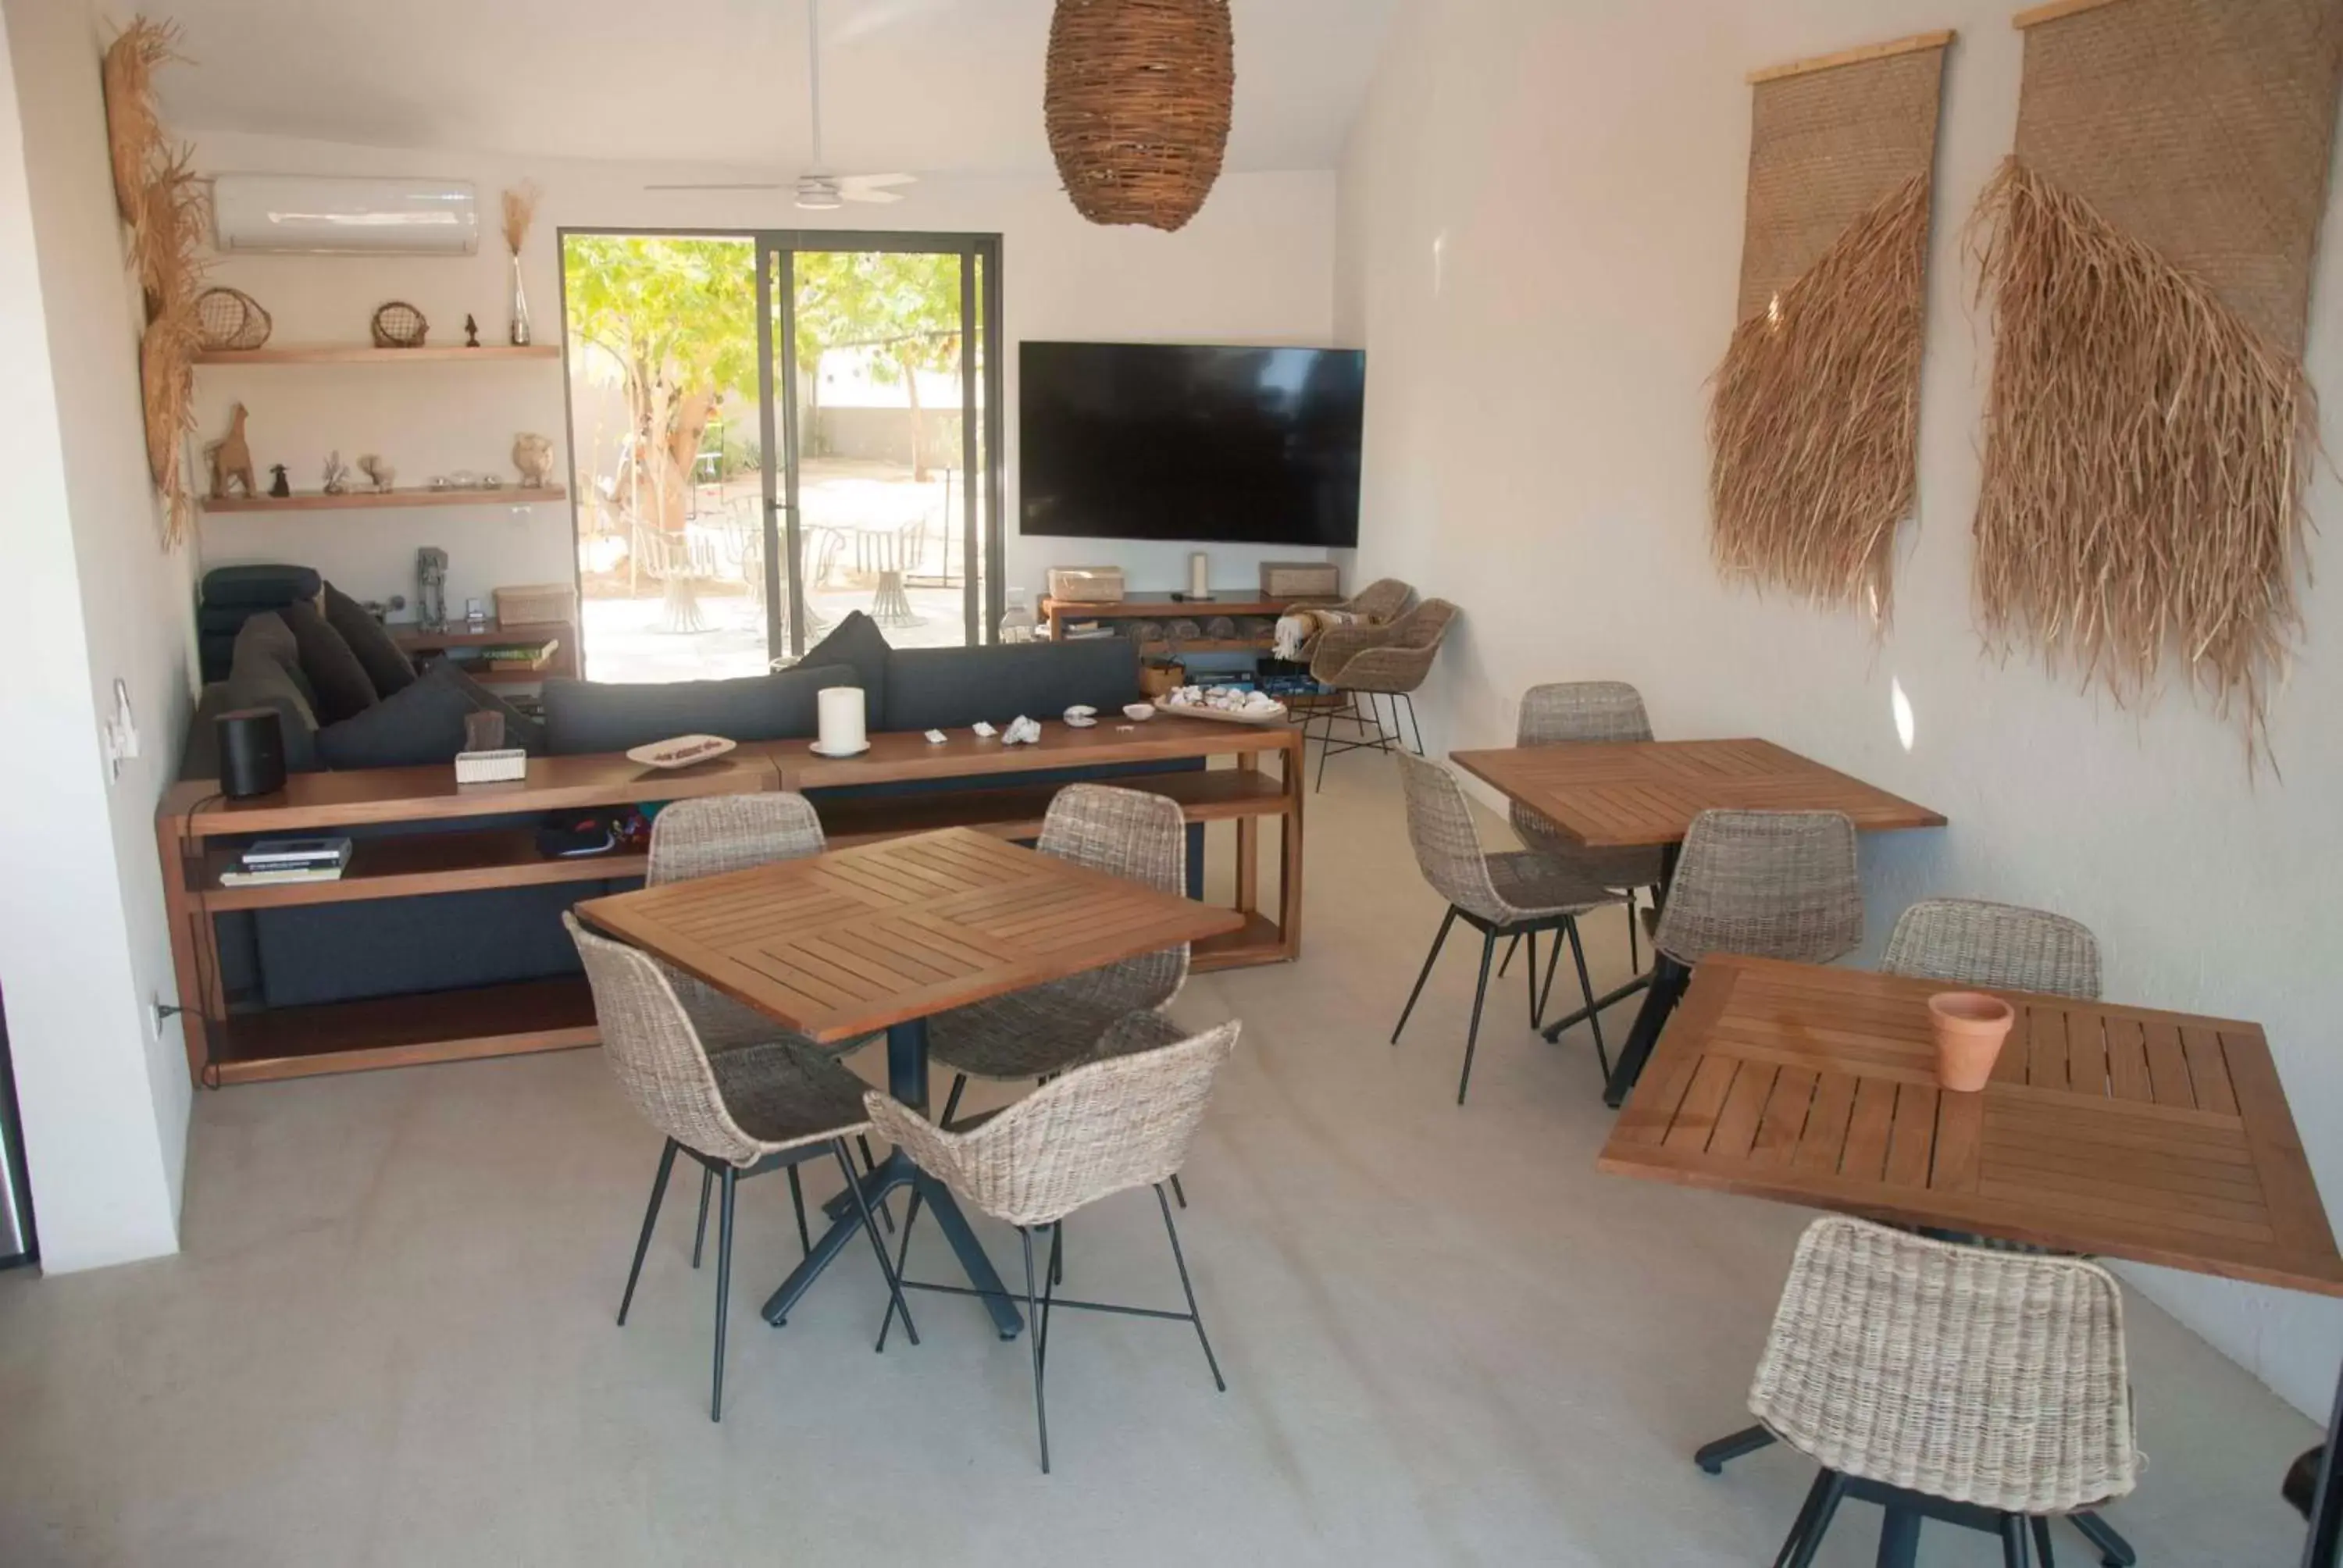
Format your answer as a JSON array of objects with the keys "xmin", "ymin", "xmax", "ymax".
[
  {"xmin": 1188, "ymin": 550, "xmax": 1211, "ymax": 599},
  {"xmin": 817, "ymin": 686, "xmax": 867, "ymax": 753}
]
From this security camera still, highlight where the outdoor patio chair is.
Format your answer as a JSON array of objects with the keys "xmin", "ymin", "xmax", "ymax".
[
  {"xmin": 1500, "ymin": 682, "xmax": 1668, "ymax": 977},
  {"xmin": 1303, "ymin": 597, "xmax": 1460, "ymax": 791}
]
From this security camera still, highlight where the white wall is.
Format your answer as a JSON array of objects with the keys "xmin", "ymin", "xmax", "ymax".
[
  {"xmin": 190, "ymin": 130, "xmax": 1339, "ymax": 635},
  {"xmin": 0, "ymin": 0, "xmax": 199, "ymax": 1269},
  {"xmin": 1339, "ymin": 0, "xmax": 2343, "ymax": 1419}
]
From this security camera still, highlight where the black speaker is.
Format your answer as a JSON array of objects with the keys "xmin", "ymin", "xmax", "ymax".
[{"xmin": 217, "ymin": 707, "xmax": 287, "ymax": 799}]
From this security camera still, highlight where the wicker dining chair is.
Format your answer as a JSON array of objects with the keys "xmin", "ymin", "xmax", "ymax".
[
  {"xmin": 863, "ymin": 1019, "xmax": 1243, "ymax": 1473},
  {"xmin": 563, "ymin": 914, "xmax": 917, "ymax": 1422},
  {"xmin": 1752, "ymin": 1215, "xmax": 2137, "ymax": 1566},
  {"xmin": 1500, "ymin": 682, "xmax": 1669, "ymax": 976},
  {"xmin": 1301, "ymin": 597, "xmax": 1460, "ymax": 790},
  {"xmin": 1389, "ymin": 753, "xmax": 1623, "ymax": 1103},
  {"xmin": 1884, "ymin": 898, "xmax": 2102, "ymax": 1000}
]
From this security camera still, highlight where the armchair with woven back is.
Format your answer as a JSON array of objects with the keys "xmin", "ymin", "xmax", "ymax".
[{"xmin": 1300, "ymin": 594, "xmax": 1460, "ymax": 791}]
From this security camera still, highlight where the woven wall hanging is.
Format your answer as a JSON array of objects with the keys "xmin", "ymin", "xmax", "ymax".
[
  {"xmin": 1709, "ymin": 31, "xmax": 1952, "ymax": 624},
  {"xmin": 1044, "ymin": 0, "xmax": 1233, "ymax": 232},
  {"xmin": 1973, "ymin": 0, "xmax": 2343, "ymax": 750}
]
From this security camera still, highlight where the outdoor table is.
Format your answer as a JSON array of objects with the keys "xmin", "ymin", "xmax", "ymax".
[
  {"xmin": 576, "ymin": 826, "xmax": 1241, "ymax": 1338},
  {"xmin": 1598, "ymin": 953, "xmax": 2343, "ymax": 1568},
  {"xmin": 1448, "ymin": 738, "xmax": 1945, "ymax": 1106}
]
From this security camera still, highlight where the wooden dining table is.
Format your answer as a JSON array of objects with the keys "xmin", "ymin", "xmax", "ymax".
[
  {"xmin": 1449, "ymin": 737, "xmax": 1946, "ymax": 1107},
  {"xmin": 1599, "ymin": 953, "xmax": 2343, "ymax": 1568},
  {"xmin": 576, "ymin": 826, "xmax": 1243, "ymax": 1338}
]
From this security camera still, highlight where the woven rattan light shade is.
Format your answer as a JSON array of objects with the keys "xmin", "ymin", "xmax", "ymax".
[{"xmin": 1045, "ymin": 0, "xmax": 1233, "ymax": 232}]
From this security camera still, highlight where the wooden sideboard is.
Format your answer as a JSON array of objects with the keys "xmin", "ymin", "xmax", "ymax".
[
  {"xmin": 1040, "ymin": 591, "xmax": 1337, "ymax": 657},
  {"xmin": 156, "ymin": 718, "xmax": 1301, "ymax": 1086}
]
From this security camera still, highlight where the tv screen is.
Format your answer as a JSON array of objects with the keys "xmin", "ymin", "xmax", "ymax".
[{"xmin": 1019, "ymin": 341, "xmax": 1364, "ymax": 547}]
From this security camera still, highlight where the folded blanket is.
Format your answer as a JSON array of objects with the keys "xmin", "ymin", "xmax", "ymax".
[{"xmin": 1274, "ymin": 607, "xmax": 1368, "ymax": 662}]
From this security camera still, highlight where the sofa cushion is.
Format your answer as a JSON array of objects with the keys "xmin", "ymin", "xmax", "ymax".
[
  {"xmin": 323, "ymin": 583, "xmax": 417, "ymax": 697},
  {"xmin": 540, "ymin": 662, "xmax": 858, "ymax": 756},
  {"xmin": 220, "ymin": 616, "xmax": 319, "ymax": 774},
  {"xmin": 316, "ymin": 662, "xmax": 543, "ymax": 770},
  {"xmin": 201, "ymin": 563, "xmax": 320, "ymax": 608},
  {"xmin": 799, "ymin": 611, "xmax": 890, "ymax": 725},
  {"xmin": 278, "ymin": 600, "xmax": 380, "ymax": 724},
  {"xmin": 881, "ymin": 639, "xmax": 1142, "ymax": 732}
]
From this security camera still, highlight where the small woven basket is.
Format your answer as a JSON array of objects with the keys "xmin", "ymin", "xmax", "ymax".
[
  {"xmin": 195, "ymin": 287, "xmax": 272, "ymax": 351},
  {"xmin": 1044, "ymin": 0, "xmax": 1233, "ymax": 232},
  {"xmin": 370, "ymin": 301, "xmax": 428, "ymax": 348}
]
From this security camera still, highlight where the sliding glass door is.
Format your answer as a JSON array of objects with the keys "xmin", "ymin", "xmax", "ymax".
[{"xmin": 560, "ymin": 229, "xmax": 1001, "ymax": 679}]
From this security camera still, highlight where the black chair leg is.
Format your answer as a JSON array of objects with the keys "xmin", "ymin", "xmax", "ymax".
[
  {"xmin": 2000, "ymin": 1512, "xmax": 2033, "ymax": 1566},
  {"xmin": 1392, "ymin": 907, "xmax": 1457, "ymax": 1044},
  {"xmin": 1564, "ymin": 917, "xmax": 1610, "ymax": 1079},
  {"xmin": 831, "ymin": 1139, "xmax": 917, "ymax": 1352},
  {"xmin": 1497, "ymin": 930, "xmax": 1521, "ymax": 978},
  {"xmin": 876, "ymin": 1174, "xmax": 927, "ymax": 1354},
  {"xmin": 857, "ymin": 1133, "xmax": 893, "ymax": 1233},
  {"xmin": 786, "ymin": 1164, "xmax": 811, "ymax": 1257},
  {"xmin": 940, "ymin": 1073, "xmax": 968, "ymax": 1129},
  {"xmin": 1168, "ymin": 1172, "xmax": 1187, "ymax": 1208},
  {"xmin": 1522, "ymin": 928, "xmax": 1542, "ymax": 1029},
  {"xmin": 1400, "ymin": 692, "xmax": 1423, "ymax": 754},
  {"xmin": 2068, "ymin": 1512, "xmax": 2134, "ymax": 1566},
  {"xmin": 690, "ymin": 1165, "xmax": 711, "ymax": 1270},
  {"xmin": 1158, "ymin": 1181, "xmax": 1225, "ymax": 1391},
  {"xmin": 1775, "ymin": 1470, "xmax": 1846, "ymax": 1568},
  {"xmin": 1022, "ymin": 1226, "xmax": 1050, "ymax": 1474},
  {"xmin": 709, "ymin": 1166, "xmax": 736, "ymax": 1421},
  {"xmin": 2031, "ymin": 1516, "xmax": 2056, "ymax": 1566},
  {"xmin": 619, "ymin": 1139, "xmax": 679, "ymax": 1326},
  {"xmin": 1626, "ymin": 893, "xmax": 1642, "ymax": 972},
  {"xmin": 1456, "ymin": 928, "xmax": 1497, "ymax": 1105},
  {"xmin": 1312, "ymin": 701, "xmax": 1335, "ymax": 793}
]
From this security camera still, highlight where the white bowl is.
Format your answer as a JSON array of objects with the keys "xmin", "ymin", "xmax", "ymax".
[{"xmin": 1122, "ymin": 704, "xmax": 1156, "ymax": 721}]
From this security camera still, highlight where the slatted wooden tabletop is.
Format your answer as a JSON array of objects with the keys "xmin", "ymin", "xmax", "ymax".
[
  {"xmin": 1448, "ymin": 738, "xmax": 1945, "ymax": 849},
  {"xmin": 1599, "ymin": 955, "xmax": 2343, "ymax": 1296},
  {"xmin": 573, "ymin": 828, "xmax": 1243, "ymax": 1045}
]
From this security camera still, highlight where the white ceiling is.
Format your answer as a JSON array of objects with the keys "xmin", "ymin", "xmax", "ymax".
[{"xmin": 155, "ymin": 0, "xmax": 1395, "ymax": 177}]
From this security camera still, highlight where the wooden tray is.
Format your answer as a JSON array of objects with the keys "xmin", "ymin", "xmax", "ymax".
[{"xmin": 1154, "ymin": 698, "xmax": 1288, "ymax": 726}]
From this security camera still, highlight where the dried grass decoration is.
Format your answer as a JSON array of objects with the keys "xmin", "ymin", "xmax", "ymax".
[
  {"xmin": 1708, "ymin": 34, "xmax": 1949, "ymax": 624},
  {"xmin": 1972, "ymin": 0, "xmax": 2343, "ymax": 757},
  {"xmin": 103, "ymin": 16, "xmax": 206, "ymax": 547},
  {"xmin": 501, "ymin": 180, "xmax": 540, "ymax": 255},
  {"xmin": 1045, "ymin": 0, "xmax": 1233, "ymax": 232}
]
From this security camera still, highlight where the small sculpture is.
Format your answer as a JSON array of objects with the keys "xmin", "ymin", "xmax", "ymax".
[
  {"xmin": 417, "ymin": 547, "xmax": 449, "ymax": 632},
  {"xmin": 204, "ymin": 402, "xmax": 257, "ymax": 499},
  {"xmin": 512, "ymin": 433, "xmax": 554, "ymax": 489},
  {"xmin": 464, "ymin": 313, "xmax": 481, "ymax": 348},
  {"xmin": 356, "ymin": 454, "xmax": 397, "ymax": 494},
  {"xmin": 322, "ymin": 451, "xmax": 350, "ymax": 494},
  {"xmin": 266, "ymin": 463, "xmax": 290, "ymax": 498}
]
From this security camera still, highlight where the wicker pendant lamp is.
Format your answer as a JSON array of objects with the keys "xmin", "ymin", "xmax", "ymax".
[{"xmin": 1045, "ymin": 0, "xmax": 1234, "ymax": 232}]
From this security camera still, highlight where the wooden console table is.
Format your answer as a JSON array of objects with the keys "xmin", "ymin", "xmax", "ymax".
[
  {"xmin": 155, "ymin": 717, "xmax": 1300, "ymax": 1086},
  {"xmin": 1040, "ymin": 591, "xmax": 1337, "ymax": 657},
  {"xmin": 390, "ymin": 617, "xmax": 580, "ymax": 686}
]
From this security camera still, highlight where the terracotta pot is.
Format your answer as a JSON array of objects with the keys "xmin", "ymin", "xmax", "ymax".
[{"xmin": 1929, "ymin": 991, "xmax": 2015, "ymax": 1092}]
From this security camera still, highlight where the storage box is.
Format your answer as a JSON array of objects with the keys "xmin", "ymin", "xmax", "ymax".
[
  {"xmin": 1260, "ymin": 561, "xmax": 1341, "ymax": 599},
  {"xmin": 1046, "ymin": 566, "xmax": 1126, "ymax": 604},
  {"xmin": 493, "ymin": 583, "xmax": 576, "ymax": 627}
]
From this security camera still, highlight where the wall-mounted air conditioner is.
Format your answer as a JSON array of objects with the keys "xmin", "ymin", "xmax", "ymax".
[{"xmin": 210, "ymin": 174, "xmax": 480, "ymax": 256}]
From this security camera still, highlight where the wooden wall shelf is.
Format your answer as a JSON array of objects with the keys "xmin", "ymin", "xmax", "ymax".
[
  {"xmin": 194, "ymin": 345, "xmax": 562, "ymax": 365},
  {"xmin": 201, "ymin": 485, "xmax": 566, "ymax": 515}
]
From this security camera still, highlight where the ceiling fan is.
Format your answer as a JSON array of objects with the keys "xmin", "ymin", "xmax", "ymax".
[{"xmin": 646, "ymin": 0, "xmax": 916, "ymax": 209}]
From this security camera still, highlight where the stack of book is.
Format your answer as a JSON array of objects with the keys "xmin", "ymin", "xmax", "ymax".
[
  {"xmin": 480, "ymin": 636, "xmax": 560, "ymax": 672},
  {"xmin": 219, "ymin": 836, "xmax": 354, "ymax": 888}
]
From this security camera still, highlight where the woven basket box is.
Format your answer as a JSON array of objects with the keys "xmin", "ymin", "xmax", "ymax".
[
  {"xmin": 1259, "ymin": 561, "xmax": 1340, "ymax": 599},
  {"xmin": 493, "ymin": 583, "xmax": 576, "ymax": 627},
  {"xmin": 1045, "ymin": 566, "xmax": 1126, "ymax": 604}
]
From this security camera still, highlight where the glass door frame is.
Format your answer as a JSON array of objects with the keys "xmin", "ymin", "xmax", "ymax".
[{"xmin": 554, "ymin": 225, "xmax": 1006, "ymax": 672}]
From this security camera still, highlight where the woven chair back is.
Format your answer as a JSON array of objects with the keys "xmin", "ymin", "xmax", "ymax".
[
  {"xmin": 1654, "ymin": 808, "xmax": 1860, "ymax": 966},
  {"xmin": 865, "ymin": 1020, "xmax": 1242, "ymax": 1228},
  {"xmin": 648, "ymin": 792, "xmax": 825, "ymax": 885},
  {"xmin": 1395, "ymin": 752, "xmax": 1507, "ymax": 923},
  {"xmin": 562, "ymin": 914, "xmax": 761, "ymax": 1166},
  {"xmin": 1340, "ymin": 578, "xmax": 1415, "ymax": 622},
  {"xmin": 1510, "ymin": 682, "xmax": 1664, "ymax": 887},
  {"xmin": 1751, "ymin": 1215, "xmax": 2136, "ymax": 1513},
  {"xmin": 1883, "ymin": 897, "xmax": 2102, "ymax": 1000},
  {"xmin": 1037, "ymin": 784, "xmax": 1189, "ymax": 1008}
]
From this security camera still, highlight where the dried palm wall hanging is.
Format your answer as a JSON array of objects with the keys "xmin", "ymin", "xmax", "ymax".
[
  {"xmin": 1710, "ymin": 31, "xmax": 1952, "ymax": 622},
  {"xmin": 1974, "ymin": 0, "xmax": 2343, "ymax": 750}
]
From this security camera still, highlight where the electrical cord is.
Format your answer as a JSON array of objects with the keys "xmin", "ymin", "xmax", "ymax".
[{"xmin": 176, "ymin": 790, "xmax": 226, "ymax": 1089}]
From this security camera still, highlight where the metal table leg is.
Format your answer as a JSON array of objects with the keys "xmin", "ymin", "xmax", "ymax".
[
  {"xmin": 1600, "ymin": 955, "xmax": 1689, "ymax": 1108},
  {"xmin": 2302, "ymin": 1356, "xmax": 2343, "ymax": 1567},
  {"xmin": 760, "ymin": 1017, "xmax": 1022, "ymax": 1338}
]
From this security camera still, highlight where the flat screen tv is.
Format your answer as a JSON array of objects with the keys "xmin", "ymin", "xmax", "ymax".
[{"xmin": 1019, "ymin": 340, "xmax": 1364, "ymax": 547}]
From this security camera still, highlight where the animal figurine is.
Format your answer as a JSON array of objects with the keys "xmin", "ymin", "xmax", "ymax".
[
  {"xmin": 357, "ymin": 454, "xmax": 396, "ymax": 494},
  {"xmin": 511, "ymin": 433, "xmax": 554, "ymax": 489},
  {"xmin": 266, "ymin": 464, "xmax": 290, "ymax": 498},
  {"xmin": 464, "ymin": 313, "xmax": 481, "ymax": 348},
  {"xmin": 205, "ymin": 403, "xmax": 257, "ymax": 499},
  {"xmin": 416, "ymin": 547, "xmax": 449, "ymax": 631},
  {"xmin": 322, "ymin": 451, "xmax": 351, "ymax": 494}
]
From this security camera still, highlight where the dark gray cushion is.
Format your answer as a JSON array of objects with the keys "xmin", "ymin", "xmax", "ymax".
[
  {"xmin": 316, "ymin": 662, "xmax": 542, "ymax": 770},
  {"xmin": 278, "ymin": 600, "xmax": 379, "ymax": 724},
  {"xmin": 201, "ymin": 563, "xmax": 320, "ymax": 608},
  {"xmin": 881, "ymin": 639, "xmax": 1142, "ymax": 732},
  {"xmin": 323, "ymin": 583, "xmax": 417, "ymax": 697},
  {"xmin": 540, "ymin": 662, "xmax": 858, "ymax": 756},
  {"xmin": 220, "ymin": 618, "xmax": 319, "ymax": 774},
  {"xmin": 799, "ymin": 611, "xmax": 889, "ymax": 725}
]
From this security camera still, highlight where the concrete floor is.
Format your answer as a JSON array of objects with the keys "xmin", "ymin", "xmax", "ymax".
[{"xmin": 0, "ymin": 754, "xmax": 2320, "ymax": 1566}]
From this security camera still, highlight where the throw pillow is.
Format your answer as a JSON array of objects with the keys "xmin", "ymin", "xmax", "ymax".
[
  {"xmin": 539, "ymin": 662, "xmax": 857, "ymax": 755},
  {"xmin": 799, "ymin": 610, "xmax": 890, "ymax": 725},
  {"xmin": 230, "ymin": 609, "xmax": 316, "ymax": 708},
  {"xmin": 201, "ymin": 563, "xmax": 321, "ymax": 608},
  {"xmin": 221, "ymin": 618, "xmax": 319, "ymax": 773},
  {"xmin": 322, "ymin": 583, "xmax": 417, "ymax": 697},
  {"xmin": 277, "ymin": 600, "xmax": 380, "ymax": 725},
  {"xmin": 316, "ymin": 661, "xmax": 542, "ymax": 770}
]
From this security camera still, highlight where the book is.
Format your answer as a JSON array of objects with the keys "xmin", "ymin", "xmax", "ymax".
[
  {"xmin": 219, "ymin": 863, "xmax": 347, "ymax": 887},
  {"xmin": 241, "ymin": 836, "xmax": 352, "ymax": 868}
]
